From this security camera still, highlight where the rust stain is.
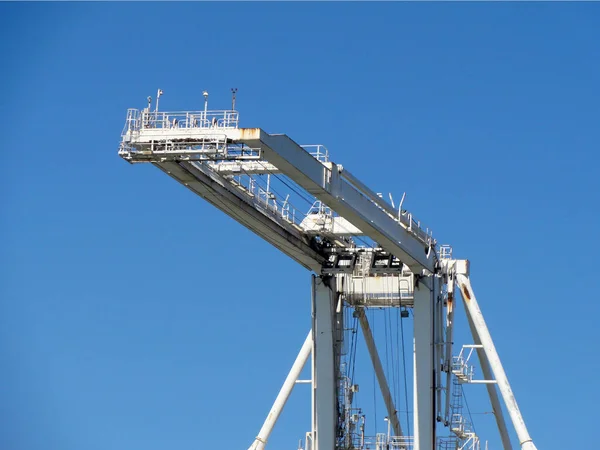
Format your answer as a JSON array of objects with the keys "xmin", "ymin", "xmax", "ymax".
[
  {"xmin": 238, "ymin": 127, "xmax": 261, "ymax": 140},
  {"xmin": 461, "ymin": 284, "xmax": 471, "ymax": 301}
]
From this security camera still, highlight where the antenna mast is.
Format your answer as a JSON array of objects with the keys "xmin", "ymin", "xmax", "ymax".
[{"xmin": 231, "ymin": 88, "xmax": 238, "ymax": 111}]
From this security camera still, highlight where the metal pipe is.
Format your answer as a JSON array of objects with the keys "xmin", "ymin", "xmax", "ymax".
[
  {"xmin": 456, "ymin": 274, "xmax": 537, "ymax": 450},
  {"xmin": 355, "ymin": 308, "xmax": 403, "ymax": 437},
  {"xmin": 248, "ymin": 331, "xmax": 313, "ymax": 450}
]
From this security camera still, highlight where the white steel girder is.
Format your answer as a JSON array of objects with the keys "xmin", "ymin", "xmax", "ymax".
[
  {"xmin": 235, "ymin": 128, "xmax": 436, "ymax": 274},
  {"xmin": 152, "ymin": 160, "xmax": 325, "ymax": 272},
  {"xmin": 413, "ymin": 276, "xmax": 436, "ymax": 450},
  {"xmin": 456, "ymin": 274, "xmax": 537, "ymax": 450},
  {"xmin": 312, "ymin": 276, "xmax": 338, "ymax": 450},
  {"xmin": 463, "ymin": 306, "xmax": 513, "ymax": 450}
]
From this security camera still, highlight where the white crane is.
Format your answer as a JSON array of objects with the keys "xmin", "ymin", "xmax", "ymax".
[{"xmin": 118, "ymin": 90, "xmax": 538, "ymax": 450}]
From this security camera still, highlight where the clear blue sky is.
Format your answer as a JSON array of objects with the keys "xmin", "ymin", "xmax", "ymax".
[{"xmin": 1, "ymin": 3, "xmax": 599, "ymax": 450}]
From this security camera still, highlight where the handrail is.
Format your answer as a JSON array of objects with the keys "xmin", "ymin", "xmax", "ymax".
[{"xmin": 122, "ymin": 109, "xmax": 239, "ymax": 136}]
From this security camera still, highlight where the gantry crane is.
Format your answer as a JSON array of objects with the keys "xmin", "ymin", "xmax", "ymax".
[{"xmin": 118, "ymin": 89, "xmax": 538, "ymax": 450}]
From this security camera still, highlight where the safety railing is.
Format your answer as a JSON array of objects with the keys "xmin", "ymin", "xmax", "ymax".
[
  {"xmin": 302, "ymin": 144, "xmax": 330, "ymax": 163},
  {"xmin": 306, "ymin": 200, "xmax": 333, "ymax": 218},
  {"xmin": 389, "ymin": 435, "xmax": 415, "ymax": 450},
  {"xmin": 122, "ymin": 109, "xmax": 239, "ymax": 136},
  {"xmin": 224, "ymin": 172, "xmax": 305, "ymax": 229},
  {"xmin": 451, "ymin": 354, "xmax": 474, "ymax": 383},
  {"xmin": 358, "ymin": 434, "xmax": 413, "ymax": 450},
  {"xmin": 439, "ymin": 245, "xmax": 453, "ymax": 260},
  {"xmin": 437, "ymin": 437, "xmax": 460, "ymax": 450}
]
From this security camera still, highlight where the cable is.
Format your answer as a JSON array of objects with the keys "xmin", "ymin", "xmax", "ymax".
[
  {"xmin": 215, "ymin": 146, "xmax": 380, "ymax": 249},
  {"xmin": 194, "ymin": 157, "xmax": 314, "ymax": 230},
  {"xmin": 197, "ymin": 151, "xmax": 376, "ymax": 248},
  {"xmin": 208, "ymin": 153, "xmax": 373, "ymax": 247}
]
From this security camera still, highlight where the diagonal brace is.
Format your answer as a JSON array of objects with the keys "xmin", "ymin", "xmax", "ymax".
[{"xmin": 457, "ymin": 274, "xmax": 537, "ymax": 450}]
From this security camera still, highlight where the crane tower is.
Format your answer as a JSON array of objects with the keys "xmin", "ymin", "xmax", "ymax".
[{"xmin": 118, "ymin": 89, "xmax": 538, "ymax": 450}]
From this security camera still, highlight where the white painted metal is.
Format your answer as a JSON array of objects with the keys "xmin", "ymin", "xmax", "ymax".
[
  {"xmin": 300, "ymin": 213, "xmax": 362, "ymax": 236},
  {"xmin": 340, "ymin": 273, "xmax": 414, "ymax": 307},
  {"xmin": 456, "ymin": 274, "xmax": 537, "ymax": 450},
  {"xmin": 355, "ymin": 308, "xmax": 403, "ymax": 437},
  {"xmin": 248, "ymin": 331, "xmax": 313, "ymax": 450},
  {"xmin": 312, "ymin": 276, "xmax": 337, "ymax": 450},
  {"xmin": 207, "ymin": 160, "xmax": 279, "ymax": 175},
  {"xmin": 119, "ymin": 98, "xmax": 540, "ymax": 450},
  {"xmin": 463, "ymin": 310, "xmax": 513, "ymax": 450},
  {"xmin": 152, "ymin": 160, "xmax": 324, "ymax": 272},
  {"xmin": 236, "ymin": 129, "xmax": 435, "ymax": 273},
  {"xmin": 413, "ymin": 277, "xmax": 435, "ymax": 450}
]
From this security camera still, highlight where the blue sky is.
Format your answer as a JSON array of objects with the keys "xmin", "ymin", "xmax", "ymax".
[{"xmin": 1, "ymin": 3, "xmax": 599, "ymax": 450}]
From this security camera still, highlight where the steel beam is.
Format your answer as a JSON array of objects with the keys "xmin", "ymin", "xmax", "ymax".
[
  {"xmin": 312, "ymin": 276, "xmax": 337, "ymax": 450},
  {"xmin": 413, "ymin": 276, "xmax": 435, "ymax": 450},
  {"xmin": 153, "ymin": 161, "xmax": 325, "ymax": 272},
  {"xmin": 463, "ymin": 305, "xmax": 513, "ymax": 449},
  {"xmin": 456, "ymin": 274, "xmax": 537, "ymax": 450},
  {"xmin": 237, "ymin": 129, "xmax": 435, "ymax": 273}
]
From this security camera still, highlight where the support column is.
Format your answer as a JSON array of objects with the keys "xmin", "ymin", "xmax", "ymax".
[
  {"xmin": 456, "ymin": 274, "xmax": 537, "ymax": 450},
  {"xmin": 312, "ymin": 275, "xmax": 337, "ymax": 450},
  {"xmin": 413, "ymin": 276, "xmax": 435, "ymax": 450}
]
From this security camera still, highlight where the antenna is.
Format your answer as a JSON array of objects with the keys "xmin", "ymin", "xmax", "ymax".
[
  {"xmin": 231, "ymin": 88, "xmax": 238, "ymax": 111},
  {"xmin": 146, "ymin": 96, "xmax": 152, "ymax": 111},
  {"xmin": 203, "ymin": 90, "xmax": 209, "ymax": 120},
  {"xmin": 398, "ymin": 192, "xmax": 406, "ymax": 217},
  {"xmin": 155, "ymin": 89, "xmax": 163, "ymax": 112}
]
